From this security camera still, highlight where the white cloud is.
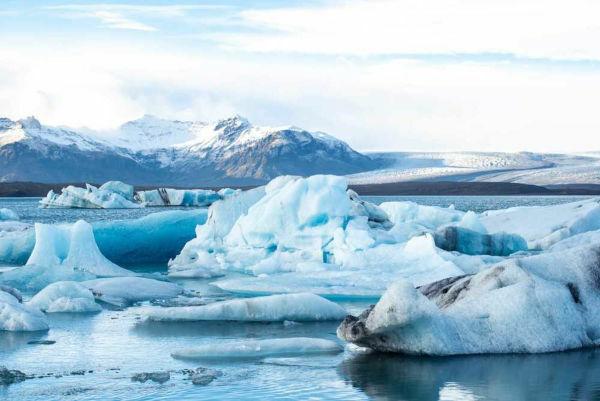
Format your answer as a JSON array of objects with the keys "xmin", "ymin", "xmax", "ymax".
[
  {"xmin": 89, "ymin": 10, "xmax": 156, "ymax": 31},
  {"xmin": 221, "ymin": 0, "xmax": 600, "ymax": 60},
  {"xmin": 1, "ymin": 41, "xmax": 599, "ymax": 153}
]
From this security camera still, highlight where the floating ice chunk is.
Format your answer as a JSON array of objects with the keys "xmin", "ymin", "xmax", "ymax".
[
  {"xmin": 99, "ymin": 181, "xmax": 135, "ymax": 201},
  {"xmin": 40, "ymin": 183, "xmax": 141, "ymax": 209},
  {"xmin": 217, "ymin": 188, "xmax": 240, "ymax": 198},
  {"xmin": 28, "ymin": 281, "xmax": 101, "ymax": 313},
  {"xmin": 144, "ymin": 293, "xmax": 346, "ymax": 322},
  {"xmin": 479, "ymin": 198, "xmax": 600, "ymax": 249},
  {"xmin": 380, "ymin": 201, "xmax": 465, "ymax": 231},
  {"xmin": 338, "ymin": 243, "xmax": 600, "ymax": 355},
  {"xmin": 0, "ymin": 222, "xmax": 33, "ymax": 265},
  {"xmin": 83, "ymin": 277, "xmax": 182, "ymax": 306},
  {"xmin": 0, "ymin": 208, "xmax": 19, "ymax": 221},
  {"xmin": 171, "ymin": 337, "xmax": 343, "ymax": 360},
  {"xmin": 27, "ymin": 220, "xmax": 133, "ymax": 277},
  {"xmin": 0, "ymin": 289, "xmax": 48, "ymax": 332},
  {"xmin": 136, "ymin": 188, "xmax": 220, "ymax": 207}
]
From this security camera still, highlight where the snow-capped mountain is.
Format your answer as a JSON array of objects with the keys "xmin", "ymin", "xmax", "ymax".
[{"xmin": 0, "ymin": 115, "xmax": 377, "ymax": 185}]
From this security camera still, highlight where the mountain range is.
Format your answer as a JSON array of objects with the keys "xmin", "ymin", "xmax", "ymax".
[
  {"xmin": 0, "ymin": 115, "xmax": 378, "ymax": 186},
  {"xmin": 2, "ymin": 115, "xmax": 599, "ymax": 187}
]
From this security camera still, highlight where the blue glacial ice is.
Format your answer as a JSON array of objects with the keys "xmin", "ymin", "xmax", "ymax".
[
  {"xmin": 171, "ymin": 337, "xmax": 343, "ymax": 360},
  {"xmin": 143, "ymin": 293, "xmax": 346, "ymax": 322},
  {"xmin": 0, "ymin": 209, "xmax": 207, "ymax": 266},
  {"xmin": 0, "ymin": 208, "xmax": 19, "ymax": 221},
  {"xmin": 28, "ymin": 281, "xmax": 101, "ymax": 313},
  {"xmin": 136, "ymin": 188, "xmax": 221, "ymax": 207}
]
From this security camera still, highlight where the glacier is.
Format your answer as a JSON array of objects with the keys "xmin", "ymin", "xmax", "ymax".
[
  {"xmin": 171, "ymin": 337, "xmax": 343, "ymax": 360},
  {"xmin": 144, "ymin": 293, "xmax": 346, "ymax": 322}
]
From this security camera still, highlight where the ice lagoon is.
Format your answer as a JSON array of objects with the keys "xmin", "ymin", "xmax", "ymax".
[{"xmin": 2, "ymin": 185, "xmax": 600, "ymax": 400}]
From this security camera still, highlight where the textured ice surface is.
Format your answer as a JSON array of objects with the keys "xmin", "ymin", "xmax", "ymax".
[
  {"xmin": 40, "ymin": 183, "xmax": 141, "ymax": 209},
  {"xmin": 434, "ymin": 226, "xmax": 528, "ymax": 256},
  {"xmin": 83, "ymin": 277, "xmax": 183, "ymax": 306},
  {"xmin": 0, "ymin": 289, "xmax": 48, "ymax": 331},
  {"xmin": 0, "ymin": 208, "xmax": 19, "ymax": 221},
  {"xmin": 479, "ymin": 198, "xmax": 600, "ymax": 249},
  {"xmin": 171, "ymin": 337, "xmax": 343, "ymax": 360},
  {"xmin": 144, "ymin": 293, "xmax": 346, "ymax": 322},
  {"xmin": 136, "ymin": 188, "xmax": 220, "ymax": 207},
  {"xmin": 28, "ymin": 281, "xmax": 101, "ymax": 313},
  {"xmin": 338, "ymin": 242, "xmax": 600, "ymax": 354}
]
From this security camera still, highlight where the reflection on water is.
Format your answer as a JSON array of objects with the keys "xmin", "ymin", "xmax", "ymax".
[{"xmin": 338, "ymin": 350, "xmax": 600, "ymax": 401}]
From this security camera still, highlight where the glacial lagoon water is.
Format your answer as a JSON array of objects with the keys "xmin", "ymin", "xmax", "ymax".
[{"xmin": 2, "ymin": 195, "xmax": 600, "ymax": 401}]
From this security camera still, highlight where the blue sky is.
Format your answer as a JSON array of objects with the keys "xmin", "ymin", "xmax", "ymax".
[{"xmin": 1, "ymin": 0, "xmax": 600, "ymax": 152}]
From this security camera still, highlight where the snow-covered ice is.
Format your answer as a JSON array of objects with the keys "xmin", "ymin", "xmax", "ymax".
[
  {"xmin": 0, "ymin": 287, "xmax": 48, "ymax": 331},
  {"xmin": 28, "ymin": 281, "xmax": 101, "ymax": 313},
  {"xmin": 144, "ymin": 293, "xmax": 346, "ymax": 322},
  {"xmin": 171, "ymin": 337, "xmax": 343, "ymax": 360}
]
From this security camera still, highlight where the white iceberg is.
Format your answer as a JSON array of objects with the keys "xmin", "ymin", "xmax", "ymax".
[
  {"xmin": 171, "ymin": 337, "xmax": 343, "ymax": 360},
  {"xmin": 0, "ymin": 208, "xmax": 19, "ymax": 221},
  {"xmin": 338, "ymin": 242, "xmax": 600, "ymax": 355},
  {"xmin": 28, "ymin": 281, "xmax": 101, "ymax": 313},
  {"xmin": 0, "ymin": 287, "xmax": 48, "ymax": 332},
  {"xmin": 479, "ymin": 198, "xmax": 600, "ymax": 249},
  {"xmin": 144, "ymin": 293, "xmax": 346, "ymax": 322},
  {"xmin": 40, "ymin": 182, "xmax": 141, "ymax": 209},
  {"xmin": 83, "ymin": 277, "xmax": 183, "ymax": 306}
]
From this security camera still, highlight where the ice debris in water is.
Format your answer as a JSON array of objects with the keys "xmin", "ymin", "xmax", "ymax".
[
  {"xmin": 0, "ymin": 288, "xmax": 48, "ymax": 332},
  {"xmin": 171, "ymin": 337, "xmax": 343, "ymax": 360},
  {"xmin": 144, "ymin": 293, "xmax": 346, "ymax": 322},
  {"xmin": 83, "ymin": 277, "xmax": 183, "ymax": 306},
  {"xmin": 28, "ymin": 281, "xmax": 101, "ymax": 313},
  {"xmin": 39, "ymin": 180, "xmax": 234, "ymax": 209},
  {"xmin": 131, "ymin": 371, "xmax": 170, "ymax": 384},
  {"xmin": 40, "ymin": 182, "xmax": 141, "ymax": 209},
  {"xmin": 338, "ymin": 242, "xmax": 600, "ymax": 355},
  {"xmin": 189, "ymin": 367, "xmax": 222, "ymax": 386},
  {"xmin": 0, "ymin": 366, "xmax": 33, "ymax": 386},
  {"xmin": 0, "ymin": 208, "xmax": 19, "ymax": 221}
]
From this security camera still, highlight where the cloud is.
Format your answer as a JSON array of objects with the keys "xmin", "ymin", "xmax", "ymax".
[
  {"xmin": 218, "ymin": 0, "xmax": 600, "ymax": 60},
  {"xmin": 89, "ymin": 10, "xmax": 156, "ymax": 31}
]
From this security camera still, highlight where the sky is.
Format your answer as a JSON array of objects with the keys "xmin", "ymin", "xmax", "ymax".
[{"xmin": 1, "ymin": 0, "xmax": 600, "ymax": 152}]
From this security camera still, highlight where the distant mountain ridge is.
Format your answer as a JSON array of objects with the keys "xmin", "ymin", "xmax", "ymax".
[{"xmin": 0, "ymin": 115, "xmax": 378, "ymax": 186}]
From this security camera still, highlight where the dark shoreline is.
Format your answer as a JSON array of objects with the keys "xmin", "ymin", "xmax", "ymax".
[{"xmin": 2, "ymin": 180, "xmax": 600, "ymax": 197}]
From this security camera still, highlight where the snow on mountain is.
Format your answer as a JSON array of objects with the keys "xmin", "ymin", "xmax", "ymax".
[{"xmin": 0, "ymin": 115, "xmax": 377, "ymax": 185}]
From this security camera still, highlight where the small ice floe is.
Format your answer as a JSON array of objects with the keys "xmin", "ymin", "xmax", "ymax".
[
  {"xmin": 188, "ymin": 367, "xmax": 222, "ymax": 385},
  {"xmin": 171, "ymin": 337, "xmax": 343, "ymax": 360},
  {"xmin": 0, "ymin": 289, "xmax": 48, "ymax": 332},
  {"xmin": 28, "ymin": 281, "xmax": 101, "ymax": 313},
  {"xmin": 0, "ymin": 366, "xmax": 33, "ymax": 386},
  {"xmin": 143, "ymin": 293, "xmax": 346, "ymax": 322},
  {"xmin": 83, "ymin": 277, "xmax": 183, "ymax": 307}
]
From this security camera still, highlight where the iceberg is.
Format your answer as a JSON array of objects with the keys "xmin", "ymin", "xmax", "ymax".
[
  {"xmin": 1, "ymin": 220, "xmax": 134, "ymax": 291},
  {"xmin": 338, "ymin": 242, "xmax": 600, "ymax": 355},
  {"xmin": 136, "ymin": 188, "xmax": 220, "ymax": 207},
  {"xmin": 144, "ymin": 293, "xmax": 346, "ymax": 322},
  {"xmin": 0, "ymin": 287, "xmax": 48, "ymax": 332},
  {"xmin": 82, "ymin": 277, "xmax": 183, "ymax": 306},
  {"xmin": 171, "ymin": 337, "xmax": 343, "ymax": 360},
  {"xmin": 433, "ymin": 226, "xmax": 528, "ymax": 256},
  {"xmin": 479, "ymin": 198, "xmax": 600, "ymax": 249},
  {"xmin": 28, "ymin": 281, "xmax": 101, "ymax": 313},
  {"xmin": 40, "ymin": 182, "xmax": 141, "ymax": 209},
  {"xmin": 0, "ymin": 208, "xmax": 19, "ymax": 221},
  {"xmin": 0, "ymin": 209, "xmax": 207, "ymax": 266}
]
